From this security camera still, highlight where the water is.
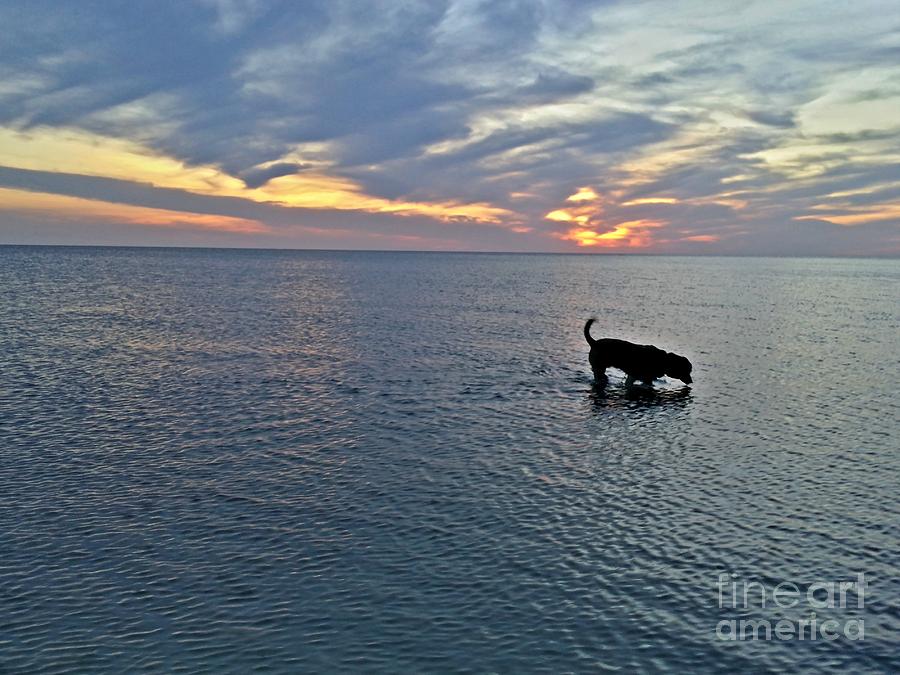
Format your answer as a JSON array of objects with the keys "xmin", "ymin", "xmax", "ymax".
[{"xmin": 1, "ymin": 246, "xmax": 898, "ymax": 673}]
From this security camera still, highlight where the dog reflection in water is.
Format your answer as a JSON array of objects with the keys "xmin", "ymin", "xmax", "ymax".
[
  {"xmin": 584, "ymin": 318, "xmax": 693, "ymax": 388},
  {"xmin": 588, "ymin": 379, "xmax": 692, "ymax": 411}
]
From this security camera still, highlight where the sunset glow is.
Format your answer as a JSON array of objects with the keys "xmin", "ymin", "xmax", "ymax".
[
  {"xmin": 0, "ymin": 127, "xmax": 513, "ymax": 228},
  {"xmin": 560, "ymin": 226, "xmax": 633, "ymax": 247}
]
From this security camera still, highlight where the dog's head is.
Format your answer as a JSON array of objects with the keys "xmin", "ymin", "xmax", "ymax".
[{"xmin": 665, "ymin": 353, "xmax": 693, "ymax": 384}]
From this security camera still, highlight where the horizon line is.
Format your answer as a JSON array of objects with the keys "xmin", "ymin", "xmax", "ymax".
[{"xmin": 1, "ymin": 242, "xmax": 898, "ymax": 260}]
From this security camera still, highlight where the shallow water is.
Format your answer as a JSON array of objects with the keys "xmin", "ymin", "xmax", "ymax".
[{"xmin": 1, "ymin": 246, "xmax": 898, "ymax": 673}]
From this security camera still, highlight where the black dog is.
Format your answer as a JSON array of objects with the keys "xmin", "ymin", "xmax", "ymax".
[{"xmin": 584, "ymin": 318, "xmax": 692, "ymax": 387}]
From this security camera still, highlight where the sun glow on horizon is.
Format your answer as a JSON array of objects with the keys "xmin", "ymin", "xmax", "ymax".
[
  {"xmin": 559, "ymin": 225, "xmax": 632, "ymax": 247},
  {"xmin": 547, "ymin": 187, "xmax": 669, "ymax": 248},
  {"xmin": 556, "ymin": 219, "xmax": 665, "ymax": 248}
]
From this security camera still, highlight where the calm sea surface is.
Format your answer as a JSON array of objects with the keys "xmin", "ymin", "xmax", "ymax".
[{"xmin": 1, "ymin": 246, "xmax": 898, "ymax": 673}]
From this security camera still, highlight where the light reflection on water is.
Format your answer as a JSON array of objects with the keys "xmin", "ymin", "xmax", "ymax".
[{"xmin": 1, "ymin": 247, "xmax": 898, "ymax": 673}]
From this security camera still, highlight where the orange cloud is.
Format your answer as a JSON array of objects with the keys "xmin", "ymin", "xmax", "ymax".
[
  {"xmin": 545, "ymin": 208, "xmax": 590, "ymax": 224},
  {"xmin": 682, "ymin": 234, "xmax": 719, "ymax": 242},
  {"xmin": 795, "ymin": 203, "xmax": 900, "ymax": 226},
  {"xmin": 545, "ymin": 187, "xmax": 605, "ymax": 225},
  {"xmin": 621, "ymin": 197, "xmax": 679, "ymax": 206},
  {"xmin": 0, "ymin": 187, "xmax": 270, "ymax": 234},
  {"xmin": 256, "ymin": 171, "xmax": 513, "ymax": 223},
  {"xmin": 0, "ymin": 126, "xmax": 515, "ymax": 228},
  {"xmin": 566, "ymin": 186, "xmax": 600, "ymax": 202}
]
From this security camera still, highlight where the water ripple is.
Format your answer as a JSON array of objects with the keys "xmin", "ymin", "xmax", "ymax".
[{"xmin": 1, "ymin": 248, "xmax": 898, "ymax": 673}]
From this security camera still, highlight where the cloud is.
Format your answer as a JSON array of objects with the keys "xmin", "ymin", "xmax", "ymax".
[
  {"xmin": 0, "ymin": 0, "xmax": 897, "ymax": 253},
  {"xmin": 514, "ymin": 69, "xmax": 596, "ymax": 102},
  {"xmin": 239, "ymin": 162, "xmax": 310, "ymax": 188},
  {"xmin": 745, "ymin": 110, "xmax": 796, "ymax": 128}
]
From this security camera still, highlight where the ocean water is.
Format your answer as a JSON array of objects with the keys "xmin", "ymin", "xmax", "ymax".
[{"xmin": 1, "ymin": 246, "xmax": 898, "ymax": 673}]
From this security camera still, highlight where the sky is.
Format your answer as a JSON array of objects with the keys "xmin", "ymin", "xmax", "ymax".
[{"xmin": 1, "ymin": 0, "xmax": 898, "ymax": 254}]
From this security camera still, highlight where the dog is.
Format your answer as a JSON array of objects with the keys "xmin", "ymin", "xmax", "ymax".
[{"xmin": 584, "ymin": 318, "xmax": 692, "ymax": 387}]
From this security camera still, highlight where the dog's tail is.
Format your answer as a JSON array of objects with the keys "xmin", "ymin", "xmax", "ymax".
[{"xmin": 584, "ymin": 318, "xmax": 597, "ymax": 346}]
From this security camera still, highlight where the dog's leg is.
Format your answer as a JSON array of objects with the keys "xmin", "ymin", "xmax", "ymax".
[{"xmin": 589, "ymin": 350, "xmax": 608, "ymax": 387}]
